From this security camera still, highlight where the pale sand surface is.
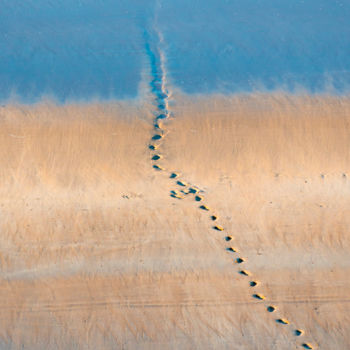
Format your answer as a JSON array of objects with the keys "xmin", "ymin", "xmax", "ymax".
[{"xmin": 0, "ymin": 94, "xmax": 349, "ymax": 349}]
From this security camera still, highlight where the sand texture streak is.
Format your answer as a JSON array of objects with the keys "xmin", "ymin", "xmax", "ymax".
[{"xmin": 0, "ymin": 94, "xmax": 350, "ymax": 349}]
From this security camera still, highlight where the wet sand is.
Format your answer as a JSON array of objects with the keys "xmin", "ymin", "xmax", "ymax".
[{"xmin": 0, "ymin": 94, "xmax": 349, "ymax": 349}]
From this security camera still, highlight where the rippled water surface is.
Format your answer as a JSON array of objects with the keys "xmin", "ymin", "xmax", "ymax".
[{"xmin": 0, "ymin": 0, "xmax": 349, "ymax": 102}]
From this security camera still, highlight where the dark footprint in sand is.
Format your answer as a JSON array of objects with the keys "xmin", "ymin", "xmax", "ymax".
[
  {"xmin": 189, "ymin": 187, "xmax": 199, "ymax": 194},
  {"xmin": 177, "ymin": 180, "xmax": 188, "ymax": 187},
  {"xmin": 195, "ymin": 196, "xmax": 203, "ymax": 202},
  {"xmin": 236, "ymin": 257, "xmax": 245, "ymax": 264},
  {"xmin": 267, "ymin": 306, "xmax": 276, "ymax": 312},
  {"xmin": 153, "ymin": 165, "xmax": 164, "ymax": 171},
  {"xmin": 199, "ymin": 205, "xmax": 210, "ymax": 211},
  {"xmin": 295, "ymin": 329, "xmax": 304, "ymax": 336},
  {"xmin": 211, "ymin": 215, "xmax": 218, "ymax": 221},
  {"xmin": 302, "ymin": 343, "xmax": 313, "ymax": 349},
  {"xmin": 157, "ymin": 113, "xmax": 167, "ymax": 120},
  {"xmin": 213, "ymin": 225, "xmax": 224, "ymax": 231},
  {"xmin": 239, "ymin": 270, "xmax": 250, "ymax": 276},
  {"xmin": 171, "ymin": 194, "xmax": 183, "ymax": 199},
  {"xmin": 149, "ymin": 144, "xmax": 158, "ymax": 150},
  {"xmin": 249, "ymin": 281, "xmax": 258, "ymax": 287},
  {"xmin": 152, "ymin": 155, "xmax": 161, "ymax": 160},
  {"xmin": 154, "ymin": 122, "xmax": 163, "ymax": 130},
  {"xmin": 226, "ymin": 247, "xmax": 237, "ymax": 253},
  {"xmin": 276, "ymin": 318, "xmax": 289, "ymax": 325},
  {"xmin": 170, "ymin": 173, "xmax": 179, "ymax": 178},
  {"xmin": 225, "ymin": 236, "xmax": 233, "ymax": 241},
  {"xmin": 252, "ymin": 293, "xmax": 265, "ymax": 300},
  {"xmin": 152, "ymin": 134, "xmax": 162, "ymax": 140},
  {"xmin": 170, "ymin": 190, "xmax": 183, "ymax": 199}
]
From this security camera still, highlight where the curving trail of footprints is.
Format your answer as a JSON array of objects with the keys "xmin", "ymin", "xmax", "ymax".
[{"xmin": 144, "ymin": 21, "xmax": 315, "ymax": 350}]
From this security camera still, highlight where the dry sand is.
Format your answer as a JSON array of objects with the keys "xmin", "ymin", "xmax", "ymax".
[{"xmin": 0, "ymin": 94, "xmax": 349, "ymax": 349}]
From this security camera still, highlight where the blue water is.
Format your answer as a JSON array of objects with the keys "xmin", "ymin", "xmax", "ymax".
[{"xmin": 0, "ymin": 0, "xmax": 349, "ymax": 102}]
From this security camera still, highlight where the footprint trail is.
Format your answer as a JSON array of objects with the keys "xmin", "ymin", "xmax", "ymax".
[{"xmin": 144, "ymin": 7, "xmax": 315, "ymax": 349}]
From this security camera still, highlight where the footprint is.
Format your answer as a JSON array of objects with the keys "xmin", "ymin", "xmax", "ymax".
[
  {"xmin": 211, "ymin": 215, "xmax": 218, "ymax": 221},
  {"xmin": 152, "ymin": 134, "xmax": 162, "ymax": 140},
  {"xmin": 189, "ymin": 187, "xmax": 199, "ymax": 194},
  {"xmin": 249, "ymin": 281, "xmax": 258, "ymax": 287},
  {"xmin": 199, "ymin": 205, "xmax": 210, "ymax": 211},
  {"xmin": 252, "ymin": 293, "xmax": 265, "ymax": 300},
  {"xmin": 157, "ymin": 92, "xmax": 168, "ymax": 100},
  {"xmin": 267, "ymin": 306, "xmax": 276, "ymax": 312},
  {"xmin": 153, "ymin": 165, "xmax": 164, "ymax": 171},
  {"xmin": 213, "ymin": 225, "xmax": 224, "ymax": 231},
  {"xmin": 152, "ymin": 155, "xmax": 161, "ymax": 160},
  {"xmin": 277, "ymin": 318, "xmax": 289, "ymax": 325},
  {"xmin": 170, "ymin": 194, "xmax": 183, "ymax": 199},
  {"xmin": 157, "ymin": 113, "xmax": 167, "ymax": 120},
  {"xmin": 239, "ymin": 270, "xmax": 250, "ymax": 276},
  {"xmin": 149, "ymin": 144, "xmax": 158, "ymax": 150},
  {"xmin": 170, "ymin": 173, "xmax": 179, "ymax": 178},
  {"xmin": 225, "ymin": 236, "xmax": 233, "ymax": 241},
  {"xmin": 226, "ymin": 247, "xmax": 237, "ymax": 252},
  {"xmin": 236, "ymin": 257, "xmax": 245, "ymax": 264},
  {"xmin": 154, "ymin": 121, "xmax": 163, "ymax": 129},
  {"xmin": 302, "ymin": 343, "xmax": 313, "ymax": 349},
  {"xmin": 195, "ymin": 195, "xmax": 203, "ymax": 202},
  {"xmin": 295, "ymin": 330, "xmax": 304, "ymax": 336},
  {"xmin": 177, "ymin": 180, "xmax": 188, "ymax": 187}
]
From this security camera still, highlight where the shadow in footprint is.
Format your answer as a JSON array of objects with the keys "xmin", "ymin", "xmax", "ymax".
[
  {"xmin": 152, "ymin": 134, "xmax": 162, "ymax": 140},
  {"xmin": 149, "ymin": 144, "xmax": 157, "ymax": 150},
  {"xmin": 249, "ymin": 281, "xmax": 258, "ymax": 287},
  {"xmin": 177, "ymin": 180, "xmax": 187, "ymax": 187},
  {"xmin": 189, "ymin": 187, "xmax": 199, "ymax": 194},
  {"xmin": 170, "ymin": 194, "xmax": 182, "ymax": 199},
  {"xmin": 295, "ymin": 330, "xmax": 304, "ymax": 336},
  {"xmin": 276, "ymin": 319, "xmax": 289, "ymax": 325},
  {"xmin": 225, "ymin": 236, "xmax": 233, "ymax": 241},
  {"xmin": 213, "ymin": 225, "xmax": 224, "ymax": 231},
  {"xmin": 211, "ymin": 215, "xmax": 218, "ymax": 221},
  {"xmin": 267, "ymin": 306, "xmax": 276, "ymax": 312},
  {"xmin": 153, "ymin": 165, "xmax": 164, "ymax": 171},
  {"xmin": 226, "ymin": 247, "xmax": 237, "ymax": 252},
  {"xmin": 302, "ymin": 344, "xmax": 313, "ymax": 349},
  {"xmin": 154, "ymin": 121, "xmax": 162, "ymax": 129},
  {"xmin": 252, "ymin": 294, "xmax": 265, "ymax": 300},
  {"xmin": 199, "ymin": 205, "xmax": 210, "ymax": 211},
  {"xmin": 195, "ymin": 196, "xmax": 203, "ymax": 202},
  {"xmin": 236, "ymin": 258, "xmax": 244, "ymax": 264},
  {"xmin": 170, "ymin": 173, "xmax": 179, "ymax": 178},
  {"xmin": 239, "ymin": 270, "xmax": 250, "ymax": 276},
  {"xmin": 152, "ymin": 155, "xmax": 161, "ymax": 160}
]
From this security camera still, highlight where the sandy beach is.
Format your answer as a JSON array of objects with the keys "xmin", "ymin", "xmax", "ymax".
[{"xmin": 0, "ymin": 93, "xmax": 349, "ymax": 349}]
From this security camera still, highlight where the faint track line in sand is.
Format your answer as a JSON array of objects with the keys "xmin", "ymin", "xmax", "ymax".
[{"xmin": 144, "ymin": 8, "xmax": 315, "ymax": 349}]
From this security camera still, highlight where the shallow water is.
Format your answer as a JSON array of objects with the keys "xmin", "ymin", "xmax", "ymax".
[{"xmin": 0, "ymin": 0, "xmax": 349, "ymax": 102}]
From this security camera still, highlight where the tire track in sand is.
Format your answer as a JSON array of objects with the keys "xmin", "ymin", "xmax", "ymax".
[{"xmin": 143, "ymin": 9, "xmax": 315, "ymax": 349}]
